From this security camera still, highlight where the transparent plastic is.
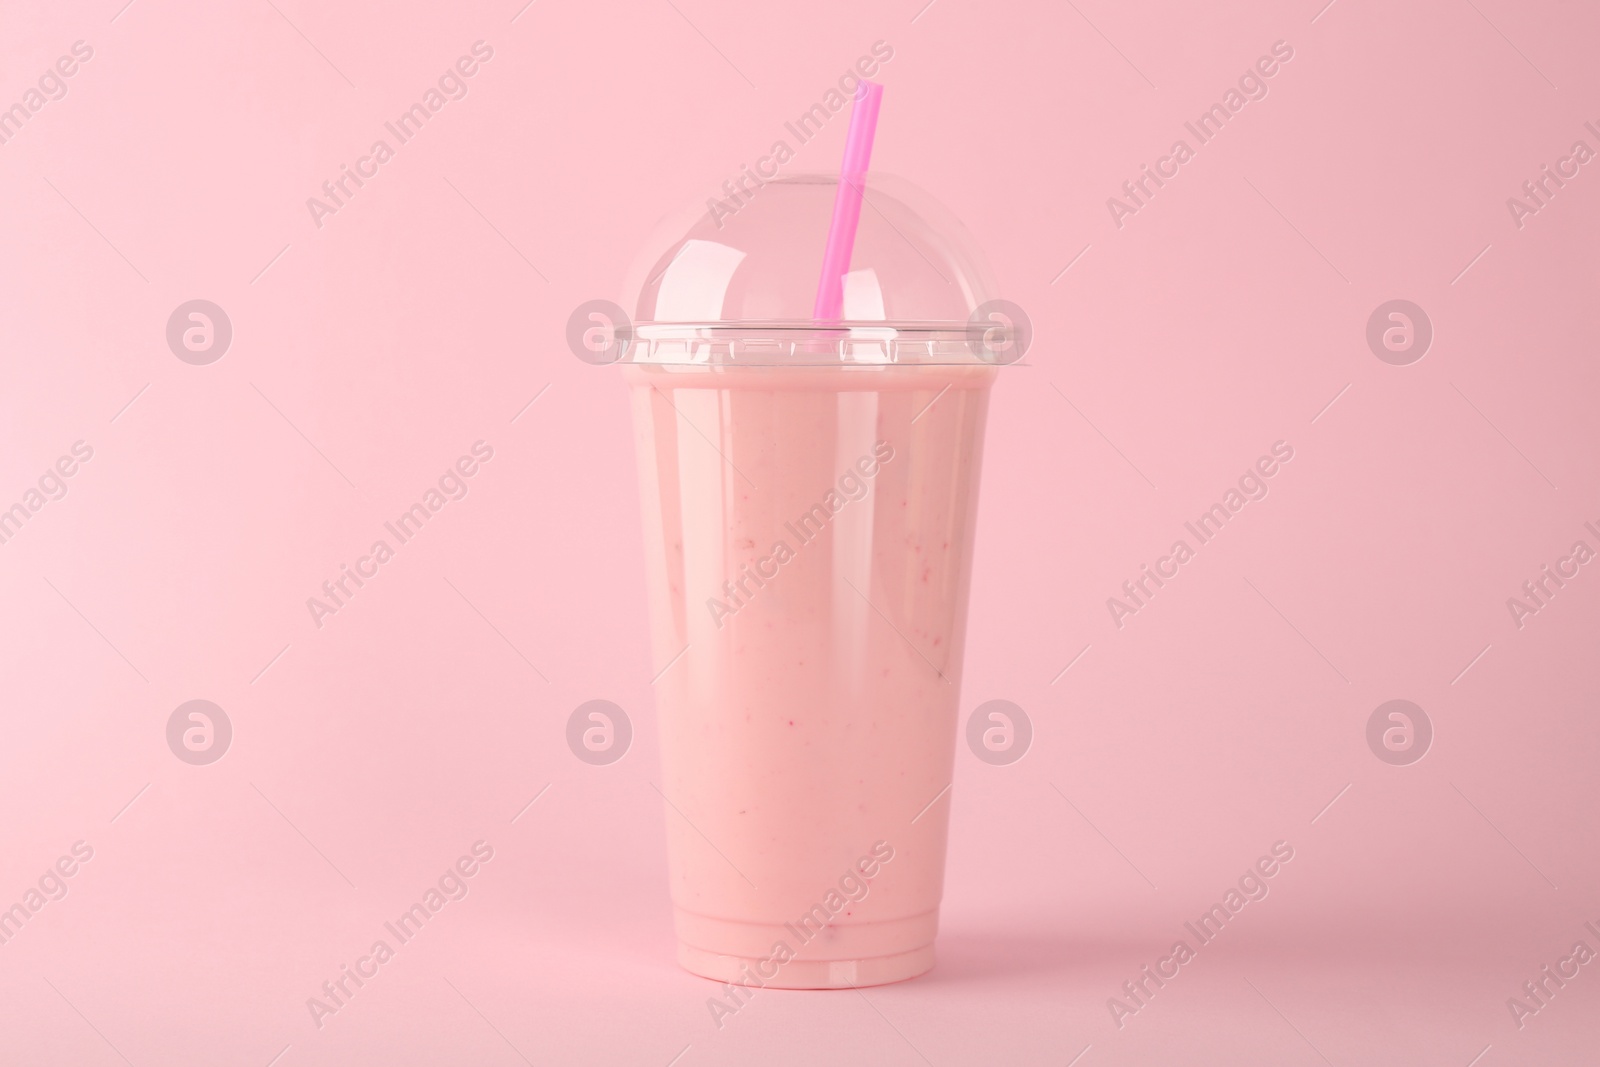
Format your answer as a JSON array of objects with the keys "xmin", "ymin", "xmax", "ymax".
[
  {"xmin": 622, "ymin": 175, "xmax": 1000, "ymax": 988},
  {"xmin": 621, "ymin": 174, "xmax": 998, "ymax": 365}
]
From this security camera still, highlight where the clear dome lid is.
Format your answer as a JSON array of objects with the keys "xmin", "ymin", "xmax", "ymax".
[{"xmin": 617, "ymin": 173, "xmax": 1014, "ymax": 366}]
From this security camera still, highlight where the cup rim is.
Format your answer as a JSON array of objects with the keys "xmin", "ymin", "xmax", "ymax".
[{"xmin": 615, "ymin": 321, "xmax": 1017, "ymax": 366}]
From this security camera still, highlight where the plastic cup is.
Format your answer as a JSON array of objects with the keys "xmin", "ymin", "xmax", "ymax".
[{"xmin": 619, "ymin": 175, "xmax": 1008, "ymax": 988}]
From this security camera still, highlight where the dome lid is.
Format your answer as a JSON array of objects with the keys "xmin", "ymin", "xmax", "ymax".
[{"xmin": 617, "ymin": 174, "xmax": 1018, "ymax": 366}]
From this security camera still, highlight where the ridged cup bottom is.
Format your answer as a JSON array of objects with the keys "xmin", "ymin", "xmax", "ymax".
[
  {"xmin": 673, "ymin": 909, "xmax": 939, "ymax": 989},
  {"xmin": 678, "ymin": 942, "xmax": 935, "ymax": 989}
]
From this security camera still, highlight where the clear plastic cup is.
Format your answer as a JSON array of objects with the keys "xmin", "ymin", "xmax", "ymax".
[{"xmin": 618, "ymin": 174, "xmax": 1010, "ymax": 988}]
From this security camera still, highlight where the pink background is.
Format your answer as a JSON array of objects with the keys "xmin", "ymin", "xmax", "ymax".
[{"xmin": 2, "ymin": 0, "xmax": 1598, "ymax": 1063}]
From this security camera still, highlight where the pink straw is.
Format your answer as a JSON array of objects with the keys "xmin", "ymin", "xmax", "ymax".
[{"xmin": 812, "ymin": 80, "xmax": 884, "ymax": 321}]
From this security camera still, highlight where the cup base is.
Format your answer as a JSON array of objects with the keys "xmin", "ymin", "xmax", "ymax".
[{"xmin": 677, "ymin": 943, "xmax": 935, "ymax": 989}]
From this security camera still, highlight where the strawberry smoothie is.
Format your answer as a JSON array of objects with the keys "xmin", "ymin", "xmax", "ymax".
[{"xmin": 625, "ymin": 358, "xmax": 995, "ymax": 987}]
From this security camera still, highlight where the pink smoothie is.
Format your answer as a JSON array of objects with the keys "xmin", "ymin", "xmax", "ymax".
[{"xmin": 625, "ymin": 359, "xmax": 995, "ymax": 988}]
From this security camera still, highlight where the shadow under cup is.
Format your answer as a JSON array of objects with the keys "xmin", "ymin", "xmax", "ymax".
[{"xmin": 625, "ymin": 358, "xmax": 995, "ymax": 988}]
